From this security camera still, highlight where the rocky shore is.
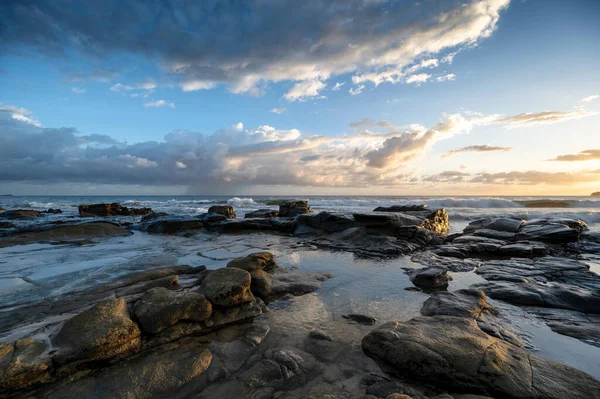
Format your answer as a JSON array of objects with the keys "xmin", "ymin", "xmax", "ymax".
[{"xmin": 1, "ymin": 200, "xmax": 599, "ymax": 398}]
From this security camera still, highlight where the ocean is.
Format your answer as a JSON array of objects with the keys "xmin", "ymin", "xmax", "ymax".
[{"xmin": 3, "ymin": 195, "xmax": 600, "ymax": 233}]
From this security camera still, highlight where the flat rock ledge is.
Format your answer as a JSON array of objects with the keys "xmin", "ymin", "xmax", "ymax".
[
  {"xmin": 362, "ymin": 289, "xmax": 600, "ymax": 399},
  {"xmin": 0, "ymin": 252, "xmax": 331, "ymax": 398}
]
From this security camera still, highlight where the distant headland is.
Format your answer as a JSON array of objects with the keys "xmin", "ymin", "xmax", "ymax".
[{"xmin": 593, "ymin": 192, "xmax": 600, "ymax": 196}]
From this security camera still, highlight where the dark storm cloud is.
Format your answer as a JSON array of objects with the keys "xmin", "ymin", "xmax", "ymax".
[{"xmin": 0, "ymin": 0, "xmax": 510, "ymax": 99}]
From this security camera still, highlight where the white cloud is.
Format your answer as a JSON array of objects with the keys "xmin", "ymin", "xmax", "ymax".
[
  {"xmin": 405, "ymin": 73, "xmax": 431, "ymax": 85},
  {"xmin": 332, "ymin": 82, "xmax": 345, "ymax": 91},
  {"xmin": 6, "ymin": 0, "xmax": 510, "ymax": 98},
  {"xmin": 110, "ymin": 83, "xmax": 134, "ymax": 92},
  {"xmin": 71, "ymin": 87, "xmax": 86, "ymax": 94},
  {"xmin": 270, "ymin": 108, "xmax": 287, "ymax": 114},
  {"xmin": 0, "ymin": 103, "xmax": 41, "ymax": 127},
  {"xmin": 144, "ymin": 100, "xmax": 175, "ymax": 108},
  {"xmin": 497, "ymin": 109, "xmax": 596, "ymax": 128},
  {"xmin": 175, "ymin": 161, "xmax": 187, "ymax": 169},
  {"xmin": 435, "ymin": 73, "xmax": 456, "ymax": 82},
  {"xmin": 349, "ymin": 85, "xmax": 365, "ymax": 96},
  {"xmin": 581, "ymin": 95, "xmax": 599, "ymax": 103},
  {"xmin": 284, "ymin": 80, "xmax": 326, "ymax": 102}
]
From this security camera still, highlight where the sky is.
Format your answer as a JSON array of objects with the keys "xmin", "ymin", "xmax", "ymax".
[{"xmin": 0, "ymin": 0, "xmax": 599, "ymax": 196}]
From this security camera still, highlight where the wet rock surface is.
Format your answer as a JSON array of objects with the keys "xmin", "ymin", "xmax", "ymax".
[
  {"xmin": 1, "ymin": 204, "xmax": 600, "ymax": 398},
  {"xmin": 278, "ymin": 200, "xmax": 312, "ymax": 217},
  {"xmin": 78, "ymin": 202, "xmax": 153, "ymax": 217},
  {"xmin": 207, "ymin": 205, "xmax": 236, "ymax": 219}
]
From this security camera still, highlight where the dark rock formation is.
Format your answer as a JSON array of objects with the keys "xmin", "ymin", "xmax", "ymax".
[
  {"xmin": 140, "ymin": 217, "xmax": 204, "ymax": 234},
  {"xmin": 296, "ymin": 211, "xmax": 357, "ymax": 233},
  {"xmin": 134, "ymin": 288, "xmax": 213, "ymax": 334},
  {"xmin": 409, "ymin": 267, "xmax": 450, "ymax": 290},
  {"xmin": 0, "ymin": 221, "xmax": 132, "ymax": 247},
  {"xmin": 0, "ymin": 339, "xmax": 50, "ymax": 391},
  {"xmin": 42, "ymin": 208, "xmax": 62, "ymax": 214},
  {"xmin": 53, "ymin": 297, "xmax": 142, "ymax": 365},
  {"xmin": 363, "ymin": 316, "xmax": 600, "ymax": 398},
  {"xmin": 374, "ymin": 204, "xmax": 428, "ymax": 212},
  {"xmin": 354, "ymin": 208, "xmax": 449, "ymax": 236},
  {"xmin": 78, "ymin": 202, "xmax": 153, "ymax": 217},
  {"xmin": 278, "ymin": 200, "xmax": 312, "ymax": 217},
  {"xmin": 201, "ymin": 268, "xmax": 255, "ymax": 307},
  {"xmin": 245, "ymin": 209, "xmax": 279, "ymax": 218},
  {"xmin": 0, "ymin": 210, "xmax": 40, "ymax": 220},
  {"xmin": 197, "ymin": 212, "xmax": 228, "ymax": 223},
  {"xmin": 141, "ymin": 212, "xmax": 169, "ymax": 222},
  {"xmin": 0, "ymin": 222, "xmax": 16, "ymax": 229},
  {"xmin": 208, "ymin": 205, "xmax": 236, "ymax": 218}
]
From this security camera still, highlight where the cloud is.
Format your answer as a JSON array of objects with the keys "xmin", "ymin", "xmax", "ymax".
[
  {"xmin": 144, "ymin": 100, "xmax": 175, "ymax": 108},
  {"xmin": 435, "ymin": 74, "xmax": 456, "ymax": 82},
  {"xmin": 470, "ymin": 170, "xmax": 600, "ymax": 186},
  {"xmin": 64, "ymin": 68, "xmax": 118, "ymax": 83},
  {"xmin": 270, "ymin": 108, "xmax": 287, "ymax": 115},
  {"xmin": 405, "ymin": 73, "xmax": 431, "ymax": 85},
  {"xmin": 0, "ymin": 103, "xmax": 41, "ymax": 127},
  {"xmin": 110, "ymin": 83, "xmax": 134, "ymax": 92},
  {"xmin": 332, "ymin": 82, "xmax": 345, "ymax": 91},
  {"xmin": 71, "ymin": 87, "xmax": 86, "ymax": 94},
  {"xmin": 497, "ymin": 109, "xmax": 595, "ymax": 128},
  {"xmin": 0, "ymin": 0, "xmax": 511, "ymax": 97},
  {"xmin": 441, "ymin": 144, "xmax": 513, "ymax": 158},
  {"xmin": 423, "ymin": 170, "xmax": 471, "ymax": 183},
  {"xmin": 548, "ymin": 149, "xmax": 600, "ymax": 162},
  {"xmin": 349, "ymin": 85, "xmax": 365, "ymax": 96},
  {"xmin": 284, "ymin": 80, "xmax": 326, "ymax": 102},
  {"xmin": 581, "ymin": 95, "xmax": 599, "ymax": 103}
]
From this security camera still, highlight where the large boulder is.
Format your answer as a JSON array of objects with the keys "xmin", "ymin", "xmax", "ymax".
[
  {"xmin": 44, "ymin": 341, "xmax": 212, "ymax": 399},
  {"xmin": 354, "ymin": 208, "xmax": 449, "ymax": 236},
  {"xmin": 0, "ymin": 339, "xmax": 50, "ymax": 391},
  {"xmin": 53, "ymin": 297, "xmax": 141, "ymax": 364},
  {"xmin": 362, "ymin": 316, "xmax": 600, "ymax": 399},
  {"xmin": 515, "ymin": 219, "xmax": 586, "ymax": 242},
  {"xmin": 226, "ymin": 252, "xmax": 277, "ymax": 273},
  {"xmin": 208, "ymin": 205, "xmax": 236, "ymax": 218},
  {"xmin": 201, "ymin": 268, "xmax": 254, "ymax": 307},
  {"xmin": 409, "ymin": 267, "xmax": 450, "ymax": 290},
  {"xmin": 197, "ymin": 212, "xmax": 227, "ymax": 223},
  {"xmin": 134, "ymin": 288, "xmax": 213, "ymax": 334},
  {"xmin": 278, "ymin": 200, "xmax": 312, "ymax": 217}
]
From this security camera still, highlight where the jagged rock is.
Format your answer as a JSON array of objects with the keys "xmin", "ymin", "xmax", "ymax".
[
  {"xmin": 362, "ymin": 316, "xmax": 600, "ymax": 399},
  {"xmin": 201, "ymin": 268, "xmax": 254, "ymax": 307},
  {"xmin": 44, "ymin": 341, "xmax": 212, "ymax": 399},
  {"xmin": 354, "ymin": 209, "xmax": 449, "ymax": 236},
  {"xmin": 208, "ymin": 205, "xmax": 236, "ymax": 218},
  {"xmin": 374, "ymin": 204, "xmax": 428, "ymax": 212},
  {"xmin": 141, "ymin": 217, "xmax": 204, "ymax": 234},
  {"xmin": 78, "ymin": 202, "xmax": 153, "ymax": 217},
  {"xmin": 134, "ymin": 288, "xmax": 213, "ymax": 334},
  {"xmin": 464, "ymin": 218, "xmax": 523, "ymax": 235},
  {"xmin": 245, "ymin": 209, "xmax": 279, "ymax": 218},
  {"xmin": 474, "ymin": 281, "xmax": 600, "ymax": 313},
  {"xmin": 409, "ymin": 267, "xmax": 449, "ymax": 290},
  {"xmin": 278, "ymin": 200, "xmax": 312, "ymax": 217},
  {"xmin": 515, "ymin": 219, "xmax": 587, "ymax": 242},
  {"xmin": 1, "ymin": 209, "xmax": 40, "ymax": 220},
  {"xmin": 226, "ymin": 252, "xmax": 277, "ymax": 272},
  {"xmin": 53, "ymin": 297, "xmax": 141, "ymax": 364},
  {"xmin": 0, "ymin": 221, "xmax": 132, "ymax": 247},
  {"xmin": 197, "ymin": 212, "xmax": 227, "ymax": 223},
  {"xmin": 0, "ymin": 338, "xmax": 50, "ymax": 391},
  {"xmin": 342, "ymin": 313, "xmax": 377, "ymax": 325},
  {"xmin": 296, "ymin": 211, "xmax": 357, "ymax": 233}
]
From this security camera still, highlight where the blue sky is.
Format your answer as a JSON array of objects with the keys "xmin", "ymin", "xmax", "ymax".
[{"xmin": 0, "ymin": 0, "xmax": 599, "ymax": 195}]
